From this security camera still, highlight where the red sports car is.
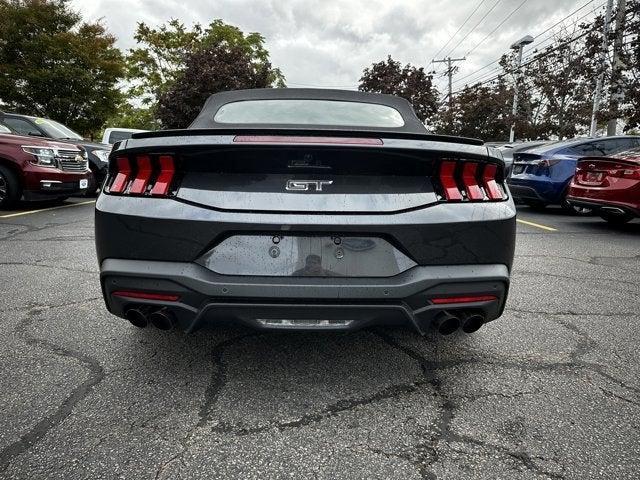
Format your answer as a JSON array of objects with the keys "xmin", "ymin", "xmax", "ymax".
[{"xmin": 567, "ymin": 147, "xmax": 640, "ymax": 224}]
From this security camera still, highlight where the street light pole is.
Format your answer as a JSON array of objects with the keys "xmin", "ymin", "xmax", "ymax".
[
  {"xmin": 590, "ymin": 0, "xmax": 614, "ymax": 137},
  {"xmin": 509, "ymin": 35, "xmax": 533, "ymax": 143}
]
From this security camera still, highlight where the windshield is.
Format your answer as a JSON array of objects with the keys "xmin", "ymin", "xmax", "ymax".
[
  {"xmin": 213, "ymin": 99, "xmax": 405, "ymax": 128},
  {"xmin": 33, "ymin": 117, "xmax": 83, "ymax": 140}
]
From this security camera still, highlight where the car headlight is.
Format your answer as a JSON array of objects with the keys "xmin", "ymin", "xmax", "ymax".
[
  {"xmin": 92, "ymin": 149, "xmax": 110, "ymax": 163},
  {"xmin": 22, "ymin": 146, "xmax": 56, "ymax": 167}
]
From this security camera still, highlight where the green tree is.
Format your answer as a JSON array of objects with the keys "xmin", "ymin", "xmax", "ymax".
[
  {"xmin": 359, "ymin": 56, "xmax": 439, "ymax": 124},
  {"xmin": 125, "ymin": 18, "xmax": 285, "ymax": 125},
  {"xmin": 0, "ymin": 0, "xmax": 125, "ymax": 136},
  {"xmin": 437, "ymin": 79, "xmax": 514, "ymax": 141},
  {"xmin": 156, "ymin": 43, "xmax": 275, "ymax": 128}
]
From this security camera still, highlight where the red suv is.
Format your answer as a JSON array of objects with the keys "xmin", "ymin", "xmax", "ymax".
[
  {"xmin": 567, "ymin": 147, "xmax": 640, "ymax": 224},
  {"xmin": 0, "ymin": 125, "xmax": 91, "ymax": 208}
]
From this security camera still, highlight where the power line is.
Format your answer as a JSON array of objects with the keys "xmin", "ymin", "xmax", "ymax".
[
  {"xmin": 465, "ymin": 0, "xmax": 529, "ymax": 58},
  {"xmin": 451, "ymin": 27, "xmax": 595, "ymax": 94},
  {"xmin": 429, "ymin": 0, "xmax": 488, "ymax": 62},
  {"xmin": 452, "ymin": 0, "xmax": 607, "ymax": 87},
  {"xmin": 441, "ymin": 0, "xmax": 503, "ymax": 59}
]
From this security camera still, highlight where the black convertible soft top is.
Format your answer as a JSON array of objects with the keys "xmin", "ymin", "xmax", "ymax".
[
  {"xmin": 134, "ymin": 88, "xmax": 483, "ymax": 146},
  {"xmin": 189, "ymin": 88, "xmax": 429, "ymax": 134}
]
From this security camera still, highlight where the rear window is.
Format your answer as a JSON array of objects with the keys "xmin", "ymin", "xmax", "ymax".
[
  {"xmin": 213, "ymin": 99, "xmax": 405, "ymax": 128},
  {"xmin": 108, "ymin": 131, "xmax": 135, "ymax": 143}
]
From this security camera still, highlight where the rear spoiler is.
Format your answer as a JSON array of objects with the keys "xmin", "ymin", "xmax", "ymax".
[{"xmin": 132, "ymin": 127, "xmax": 484, "ymax": 146}]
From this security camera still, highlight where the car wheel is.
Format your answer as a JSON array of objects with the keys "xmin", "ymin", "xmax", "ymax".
[
  {"xmin": 524, "ymin": 200, "xmax": 547, "ymax": 210},
  {"xmin": 599, "ymin": 212, "xmax": 634, "ymax": 225},
  {"xmin": 0, "ymin": 165, "xmax": 21, "ymax": 209}
]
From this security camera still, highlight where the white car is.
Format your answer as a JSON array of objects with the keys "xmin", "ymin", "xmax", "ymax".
[{"xmin": 102, "ymin": 128, "xmax": 148, "ymax": 145}]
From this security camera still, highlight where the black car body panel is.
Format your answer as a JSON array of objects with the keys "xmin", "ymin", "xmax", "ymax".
[{"xmin": 96, "ymin": 89, "xmax": 516, "ymax": 334}]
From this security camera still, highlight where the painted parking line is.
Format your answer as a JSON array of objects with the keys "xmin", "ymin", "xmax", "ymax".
[
  {"xmin": 516, "ymin": 218, "xmax": 558, "ymax": 232},
  {"xmin": 0, "ymin": 200, "xmax": 96, "ymax": 219}
]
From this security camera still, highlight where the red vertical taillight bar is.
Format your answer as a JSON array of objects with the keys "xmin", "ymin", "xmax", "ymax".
[
  {"xmin": 482, "ymin": 164, "xmax": 504, "ymax": 200},
  {"xmin": 439, "ymin": 161, "xmax": 462, "ymax": 201},
  {"xmin": 150, "ymin": 155, "xmax": 175, "ymax": 196},
  {"xmin": 462, "ymin": 162, "xmax": 484, "ymax": 200},
  {"xmin": 129, "ymin": 155, "xmax": 153, "ymax": 194},
  {"xmin": 110, "ymin": 157, "xmax": 131, "ymax": 193}
]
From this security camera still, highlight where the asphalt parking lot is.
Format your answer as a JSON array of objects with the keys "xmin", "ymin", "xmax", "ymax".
[{"xmin": 0, "ymin": 200, "xmax": 638, "ymax": 479}]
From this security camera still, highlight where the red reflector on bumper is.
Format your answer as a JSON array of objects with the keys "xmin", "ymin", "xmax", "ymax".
[
  {"xmin": 431, "ymin": 295, "xmax": 498, "ymax": 304},
  {"xmin": 112, "ymin": 290, "xmax": 180, "ymax": 301}
]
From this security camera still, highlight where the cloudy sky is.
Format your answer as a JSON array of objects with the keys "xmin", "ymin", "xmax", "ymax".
[{"xmin": 70, "ymin": 0, "xmax": 606, "ymax": 95}]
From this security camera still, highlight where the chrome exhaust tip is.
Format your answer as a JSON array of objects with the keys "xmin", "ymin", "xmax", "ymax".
[
  {"xmin": 148, "ymin": 309, "xmax": 176, "ymax": 331},
  {"xmin": 433, "ymin": 311, "xmax": 460, "ymax": 336},
  {"xmin": 600, "ymin": 206, "xmax": 626, "ymax": 215},
  {"xmin": 124, "ymin": 308, "xmax": 149, "ymax": 328},
  {"xmin": 461, "ymin": 311, "xmax": 485, "ymax": 334}
]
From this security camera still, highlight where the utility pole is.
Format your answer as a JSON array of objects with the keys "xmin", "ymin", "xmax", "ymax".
[
  {"xmin": 432, "ymin": 56, "xmax": 466, "ymax": 110},
  {"xmin": 590, "ymin": 0, "xmax": 614, "ymax": 137},
  {"xmin": 607, "ymin": 0, "xmax": 627, "ymax": 136},
  {"xmin": 509, "ymin": 35, "xmax": 534, "ymax": 143}
]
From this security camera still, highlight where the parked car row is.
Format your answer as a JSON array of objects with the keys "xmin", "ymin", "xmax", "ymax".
[
  {"xmin": 503, "ymin": 135, "xmax": 640, "ymax": 224},
  {"xmin": 0, "ymin": 111, "xmax": 148, "ymax": 208}
]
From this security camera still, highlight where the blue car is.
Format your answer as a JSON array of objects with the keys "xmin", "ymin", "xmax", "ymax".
[{"xmin": 508, "ymin": 136, "xmax": 640, "ymax": 210}]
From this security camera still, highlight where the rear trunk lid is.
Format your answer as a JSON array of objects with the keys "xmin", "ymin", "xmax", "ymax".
[{"xmin": 106, "ymin": 132, "xmax": 504, "ymax": 214}]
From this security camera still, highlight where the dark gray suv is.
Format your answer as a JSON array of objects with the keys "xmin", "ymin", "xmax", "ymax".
[{"xmin": 95, "ymin": 89, "xmax": 516, "ymax": 336}]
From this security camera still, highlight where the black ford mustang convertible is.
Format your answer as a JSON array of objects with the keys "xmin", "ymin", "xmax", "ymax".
[{"xmin": 96, "ymin": 88, "xmax": 515, "ymax": 335}]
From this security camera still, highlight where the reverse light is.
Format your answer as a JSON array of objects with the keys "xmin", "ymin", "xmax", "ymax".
[
  {"xmin": 112, "ymin": 290, "xmax": 180, "ymax": 301},
  {"xmin": 431, "ymin": 295, "xmax": 498, "ymax": 304}
]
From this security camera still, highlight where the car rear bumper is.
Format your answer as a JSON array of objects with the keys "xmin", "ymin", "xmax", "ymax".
[
  {"xmin": 566, "ymin": 196, "xmax": 639, "ymax": 217},
  {"xmin": 507, "ymin": 176, "xmax": 565, "ymax": 204},
  {"xmin": 101, "ymin": 259, "xmax": 509, "ymax": 334}
]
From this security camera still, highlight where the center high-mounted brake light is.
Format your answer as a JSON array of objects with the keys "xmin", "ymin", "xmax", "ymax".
[
  {"xmin": 233, "ymin": 135, "xmax": 383, "ymax": 145},
  {"xmin": 438, "ymin": 160, "xmax": 505, "ymax": 202},
  {"xmin": 108, "ymin": 154, "xmax": 176, "ymax": 196}
]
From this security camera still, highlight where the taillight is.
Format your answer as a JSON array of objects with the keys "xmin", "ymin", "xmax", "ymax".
[
  {"xmin": 437, "ymin": 160, "xmax": 505, "ymax": 202},
  {"xmin": 536, "ymin": 158, "xmax": 561, "ymax": 167},
  {"xmin": 110, "ymin": 157, "xmax": 131, "ymax": 193},
  {"xmin": 462, "ymin": 162, "xmax": 484, "ymax": 200},
  {"xmin": 439, "ymin": 161, "xmax": 463, "ymax": 201},
  {"xmin": 107, "ymin": 154, "xmax": 176, "ymax": 196},
  {"xmin": 609, "ymin": 166, "xmax": 640, "ymax": 180}
]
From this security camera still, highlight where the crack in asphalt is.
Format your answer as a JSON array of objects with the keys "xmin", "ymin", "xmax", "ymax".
[
  {"xmin": 0, "ymin": 306, "xmax": 105, "ymax": 473},
  {"xmin": 371, "ymin": 330, "xmax": 567, "ymax": 480}
]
